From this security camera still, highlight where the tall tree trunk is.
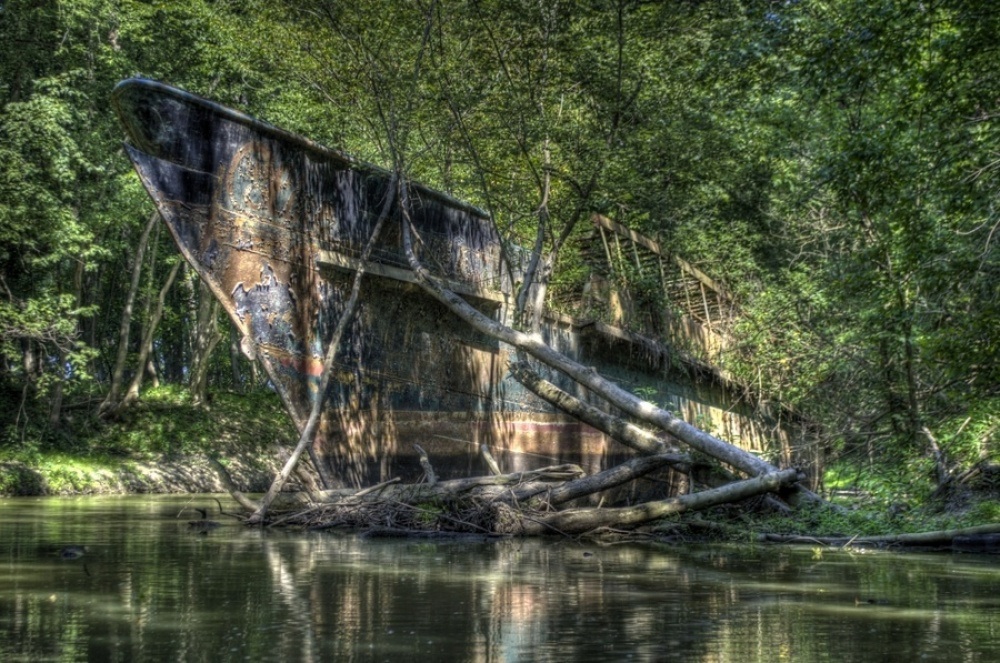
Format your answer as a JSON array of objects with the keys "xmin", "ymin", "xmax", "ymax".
[
  {"xmin": 120, "ymin": 260, "xmax": 181, "ymax": 408},
  {"xmin": 21, "ymin": 338, "xmax": 41, "ymax": 382},
  {"xmin": 145, "ymin": 356, "xmax": 160, "ymax": 389},
  {"xmin": 137, "ymin": 221, "xmax": 165, "ymax": 391},
  {"xmin": 99, "ymin": 212, "xmax": 158, "ymax": 415},
  {"xmin": 47, "ymin": 347, "xmax": 65, "ymax": 431},
  {"xmin": 229, "ymin": 321, "xmax": 244, "ymax": 392},
  {"xmin": 49, "ymin": 259, "xmax": 87, "ymax": 430},
  {"xmin": 189, "ymin": 279, "xmax": 223, "ymax": 407}
]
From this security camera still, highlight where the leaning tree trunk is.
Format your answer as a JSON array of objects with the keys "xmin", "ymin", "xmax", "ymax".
[
  {"xmin": 120, "ymin": 260, "xmax": 181, "ymax": 409},
  {"xmin": 245, "ymin": 172, "xmax": 400, "ymax": 524},
  {"xmin": 188, "ymin": 277, "xmax": 224, "ymax": 407},
  {"xmin": 397, "ymin": 188, "xmax": 821, "ymax": 508}
]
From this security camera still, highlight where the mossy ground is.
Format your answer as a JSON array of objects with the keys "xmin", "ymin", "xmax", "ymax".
[{"xmin": 0, "ymin": 385, "xmax": 292, "ymax": 496}]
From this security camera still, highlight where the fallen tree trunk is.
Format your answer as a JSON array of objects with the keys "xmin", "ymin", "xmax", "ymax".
[
  {"xmin": 514, "ymin": 468, "xmax": 802, "ymax": 535},
  {"xmin": 510, "ymin": 452, "xmax": 690, "ymax": 506},
  {"xmin": 761, "ymin": 523, "xmax": 1000, "ymax": 548},
  {"xmin": 398, "ymin": 199, "xmax": 821, "ymax": 508}
]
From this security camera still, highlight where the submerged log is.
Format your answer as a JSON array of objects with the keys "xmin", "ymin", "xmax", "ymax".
[{"xmin": 762, "ymin": 523, "xmax": 1000, "ymax": 549}]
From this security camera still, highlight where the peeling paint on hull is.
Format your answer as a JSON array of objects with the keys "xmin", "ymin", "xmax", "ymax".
[{"xmin": 112, "ymin": 79, "xmax": 808, "ymax": 491}]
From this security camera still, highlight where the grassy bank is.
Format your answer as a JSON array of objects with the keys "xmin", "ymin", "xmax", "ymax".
[
  {"xmin": 0, "ymin": 386, "xmax": 293, "ymax": 496},
  {"xmin": 5, "ymin": 384, "xmax": 1000, "ymax": 541}
]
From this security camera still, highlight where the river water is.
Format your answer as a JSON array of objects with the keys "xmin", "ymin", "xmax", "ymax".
[{"xmin": 1, "ymin": 495, "xmax": 999, "ymax": 662}]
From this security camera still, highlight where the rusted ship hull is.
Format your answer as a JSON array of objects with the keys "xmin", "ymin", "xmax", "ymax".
[{"xmin": 112, "ymin": 79, "xmax": 620, "ymax": 488}]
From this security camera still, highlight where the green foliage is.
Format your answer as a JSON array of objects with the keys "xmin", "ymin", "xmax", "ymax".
[
  {"xmin": 0, "ymin": 462, "xmax": 44, "ymax": 495},
  {"xmin": 825, "ymin": 460, "xmax": 935, "ymax": 511},
  {"xmin": 0, "ymin": 384, "xmax": 289, "ymax": 494},
  {"xmin": 936, "ymin": 397, "xmax": 1000, "ymax": 467},
  {"xmin": 963, "ymin": 500, "xmax": 1000, "ymax": 524},
  {"xmin": 750, "ymin": 503, "xmax": 896, "ymax": 539},
  {"xmin": 1, "ymin": 382, "xmax": 289, "ymax": 457},
  {"xmin": 97, "ymin": 385, "xmax": 290, "ymax": 457},
  {"xmin": 0, "ymin": 0, "xmax": 997, "ymax": 507},
  {"xmin": 697, "ymin": 0, "xmax": 1000, "ymax": 488}
]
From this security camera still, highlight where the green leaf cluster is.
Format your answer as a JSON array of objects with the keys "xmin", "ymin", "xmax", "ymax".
[{"xmin": 1, "ymin": 0, "xmax": 998, "ymax": 507}]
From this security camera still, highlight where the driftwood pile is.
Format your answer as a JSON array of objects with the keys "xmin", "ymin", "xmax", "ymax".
[{"xmin": 209, "ymin": 452, "xmax": 1000, "ymax": 551}]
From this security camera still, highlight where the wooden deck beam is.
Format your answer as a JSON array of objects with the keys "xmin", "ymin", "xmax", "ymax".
[{"xmin": 317, "ymin": 250, "xmax": 505, "ymax": 305}]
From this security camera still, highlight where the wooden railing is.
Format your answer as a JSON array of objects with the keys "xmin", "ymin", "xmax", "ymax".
[{"xmin": 548, "ymin": 214, "xmax": 738, "ymax": 361}]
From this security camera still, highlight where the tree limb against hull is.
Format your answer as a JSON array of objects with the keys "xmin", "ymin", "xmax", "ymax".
[
  {"xmin": 244, "ymin": 173, "xmax": 399, "ymax": 525},
  {"xmin": 509, "ymin": 360, "xmax": 672, "ymax": 456}
]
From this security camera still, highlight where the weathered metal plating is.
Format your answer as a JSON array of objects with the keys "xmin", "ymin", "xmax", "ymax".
[{"xmin": 113, "ymin": 78, "xmax": 809, "ymax": 492}]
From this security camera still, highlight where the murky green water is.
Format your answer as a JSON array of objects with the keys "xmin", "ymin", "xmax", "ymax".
[{"xmin": 2, "ymin": 496, "xmax": 999, "ymax": 662}]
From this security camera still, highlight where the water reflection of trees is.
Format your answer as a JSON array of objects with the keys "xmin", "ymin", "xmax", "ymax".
[{"xmin": 4, "ymin": 499, "xmax": 1000, "ymax": 661}]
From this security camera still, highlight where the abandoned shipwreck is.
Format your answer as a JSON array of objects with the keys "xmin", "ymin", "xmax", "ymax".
[{"xmin": 112, "ymin": 78, "xmax": 814, "ymax": 493}]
